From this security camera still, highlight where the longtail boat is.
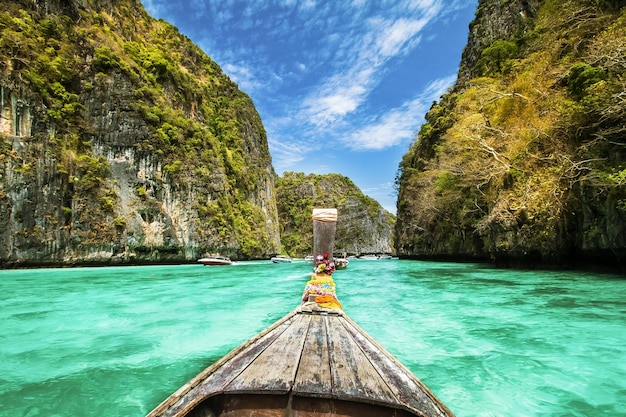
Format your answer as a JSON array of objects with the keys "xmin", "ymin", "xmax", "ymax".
[{"xmin": 147, "ymin": 209, "xmax": 455, "ymax": 417}]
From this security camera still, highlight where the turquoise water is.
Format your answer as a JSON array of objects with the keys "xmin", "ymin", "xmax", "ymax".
[{"xmin": 0, "ymin": 260, "xmax": 624, "ymax": 417}]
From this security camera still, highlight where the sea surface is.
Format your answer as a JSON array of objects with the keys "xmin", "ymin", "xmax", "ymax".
[{"xmin": 0, "ymin": 259, "xmax": 624, "ymax": 417}]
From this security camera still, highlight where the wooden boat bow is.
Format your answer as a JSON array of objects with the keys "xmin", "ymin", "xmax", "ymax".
[
  {"xmin": 147, "ymin": 209, "xmax": 454, "ymax": 417},
  {"xmin": 147, "ymin": 302, "xmax": 454, "ymax": 417}
]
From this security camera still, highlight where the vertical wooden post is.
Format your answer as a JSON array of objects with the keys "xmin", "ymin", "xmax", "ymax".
[{"xmin": 312, "ymin": 208, "xmax": 337, "ymax": 258}]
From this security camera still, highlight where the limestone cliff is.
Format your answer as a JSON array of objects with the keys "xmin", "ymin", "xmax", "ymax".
[
  {"xmin": 0, "ymin": 0, "xmax": 280, "ymax": 266},
  {"xmin": 458, "ymin": 0, "xmax": 540, "ymax": 83},
  {"xmin": 395, "ymin": 0, "xmax": 626, "ymax": 271},
  {"xmin": 276, "ymin": 172, "xmax": 395, "ymax": 257}
]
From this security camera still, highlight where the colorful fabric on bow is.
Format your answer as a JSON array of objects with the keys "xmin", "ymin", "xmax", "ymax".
[{"xmin": 302, "ymin": 274, "xmax": 342, "ymax": 310}]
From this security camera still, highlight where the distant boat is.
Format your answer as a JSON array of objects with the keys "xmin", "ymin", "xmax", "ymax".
[
  {"xmin": 359, "ymin": 254, "xmax": 379, "ymax": 260},
  {"xmin": 271, "ymin": 255, "xmax": 292, "ymax": 263},
  {"xmin": 335, "ymin": 257, "xmax": 349, "ymax": 269},
  {"xmin": 197, "ymin": 256, "xmax": 232, "ymax": 266},
  {"xmin": 304, "ymin": 255, "xmax": 314, "ymax": 262}
]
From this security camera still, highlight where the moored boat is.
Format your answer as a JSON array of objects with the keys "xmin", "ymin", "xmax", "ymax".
[
  {"xmin": 197, "ymin": 256, "xmax": 232, "ymax": 266},
  {"xmin": 335, "ymin": 257, "xmax": 349, "ymax": 269},
  {"xmin": 271, "ymin": 255, "xmax": 292, "ymax": 263}
]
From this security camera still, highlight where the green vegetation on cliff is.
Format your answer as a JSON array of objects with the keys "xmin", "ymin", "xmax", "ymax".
[
  {"xmin": 0, "ymin": 0, "xmax": 279, "ymax": 265},
  {"xmin": 396, "ymin": 0, "xmax": 626, "ymax": 269}
]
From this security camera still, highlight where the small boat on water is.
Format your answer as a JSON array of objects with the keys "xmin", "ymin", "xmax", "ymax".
[
  {"xmin": 271, "ymin": 255, "xmax": 292, "ymax": 263},
  {"xmin": 335, "ymin": 257, "xmax": 349, "ymax": 269},
  {"xmin": 197, "ymin": 256, "xmax": 232, "ymax": 266},
  {"xmin": 304, "ymin": 255, "xmax": 314, "ymax": 262}
]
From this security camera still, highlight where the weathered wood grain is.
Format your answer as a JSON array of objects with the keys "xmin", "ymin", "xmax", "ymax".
[
  {"xmin": 225, "ymin": 313, "xmax": 310, "ymax": 393},
  {"xmin": 151, "ymin": 311, "xmax": 298, "ymax": 416},
  {"xmin": 326, "ymin": 314, "xmax": 398, "ymax": 405},
  {"xmin": 293, "ymin": 313, "xmax": 332, "ymax": 396},
  {"xmin": 340, "ymin": 315, "xmax": 454, "ymax": 417}
]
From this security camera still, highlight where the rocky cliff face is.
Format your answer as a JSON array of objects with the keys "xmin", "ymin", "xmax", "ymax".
[
  {"xmin": 395, "ymin": 0, "xmax": 626, "ymax": 271},
  {"xmin": 276, "ymin": 172, "xmax": 394, "ymax": 257},
  {"xmin": 0, "ymin": 0, "xmax": 281, "ymax": 266},
  {"xmin": 458, "ymin": 0, "xmax": 540, "ymax": 83}
]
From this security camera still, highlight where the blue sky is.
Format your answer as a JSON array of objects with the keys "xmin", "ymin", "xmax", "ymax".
[{"xmin": 140, "ymin": 0, "xmax": 478, "ymax": 213}]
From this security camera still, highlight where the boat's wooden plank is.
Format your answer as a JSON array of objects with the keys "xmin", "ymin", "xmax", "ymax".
[
  {"xmin": 150, "ymin": 312, "xmax": 299, "ymax": 417},
  {"xmin": 326, "ymin": 315, "xmax": 398, "ymax": 405},
  {"xmin": 292, "ymin": 313, "xmax": 332, "ymax": 395},
  {"xmin": 224, "ymin": 312, "xmax": 312, "ymax": 393},
  {"xmin": 341, "ymin": 315, "xmax": 454, "ymax": 417},
  {"xmin": 292, "ymin": 396, "xmax": 419, "ymax": 417},
  {"xmin": 195, "ymin": 316, "xmax": 298, "ymax": 394}
]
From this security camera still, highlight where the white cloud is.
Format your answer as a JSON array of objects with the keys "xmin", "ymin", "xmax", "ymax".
[
  {"xmin": 304, "ymin": 82, "xmax": 367, "ymax": 126},
  {"xmin": 141, "ymin": 0, "xmax": 168, "ymax": 16},
  {"xmin": 372, "ymin": 18, "xmax": 428, "ymax": 58},
  {"xmin": 299, "ymin": 0, "xmax": 318, "ymax": 10},
  {"xmin": 267, "ymin": 135, "xmax": 310, "ymax": 174},
  {"xmin": 270, "ymin": 74, "xmax": 449, "ymax": 172},
  {"xmin": 221, "ymin": 63, "xmax": 265, "ymax": 93},
  {"xmin": 420, "ymin": 74, "xmax": 458, "ymax": 102},
  {"xmin": 294, "ymin": 2, "xmax": 442, "ymax": 131},
  {"xmin": 343, "ymin": 74, "xmax": 457, "ymax": 151},
  {"xmin": 262, "ymin": 0, "xmax": 457, "ymax": 173}
]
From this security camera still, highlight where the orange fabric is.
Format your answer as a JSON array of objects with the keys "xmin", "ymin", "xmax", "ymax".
[{"xmin": 314, "ymin": 295, "xmax": 342, "ymax": 309}]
